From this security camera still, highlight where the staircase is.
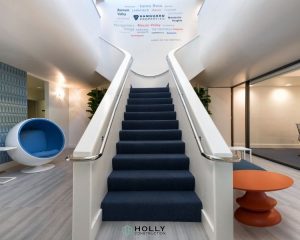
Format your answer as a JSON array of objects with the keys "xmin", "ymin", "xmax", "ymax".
[{"xmin": 101, "ymin": 87, "xmax": 203, "ymax": 221}]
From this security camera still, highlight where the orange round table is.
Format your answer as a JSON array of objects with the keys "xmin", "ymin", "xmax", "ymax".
[{"xmin": 233, "ymin": 170, "xmax": 293, "ymax": 227}]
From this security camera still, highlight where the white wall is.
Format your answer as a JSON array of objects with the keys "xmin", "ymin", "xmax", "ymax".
[
  {"xmin": 250, "ymin": 86, "xmax": 300, "ymax": 148},
  {"xmin": 175, "ymin": 36, "xmax": 205, "ymax": 80},
  {"xmin": 69, "ymin": 88, "xmax": 91, "ymax": 148},
  {"xmin": 208, "ymin": 88, "xmax": 231, "ymax": 145},
  {"xmin": 129, "ymin": 70, "xmax": 170, "ymax": 87},
  {"xmin": 194, "ymin": 0, "xmax": 300, "ymax": 87},
  {"xmin": 99, "ymin": 0, "xmax": 201, "ymax": 76},
  {"xmin": 44, "ymin": 81, "xmax": 97, "ymax": 149},
  {"xmin": 45, "ymin": 82, "xmax": 70, "ymax": 146}
]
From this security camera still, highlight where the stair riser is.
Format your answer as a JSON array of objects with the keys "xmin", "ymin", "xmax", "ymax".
[
  {"xmin": 126, "ymin": 105, "xmax": 174, "ymax": 112},
  {"xmin": 128, "ymin": 98, "xmax": 172, "ymax": 105},
  {"xmin": 124, "ymin": 112, "xmax": 176, "ymax": 120},
  {"xmin": 129, "ymin": 93, "xmax": 171, "ymax": 98},
  {"xmin": 108, "ymin": 177, "xmax": 195, "ymax": 191},
  {"xmin": 120, "ymin": 130, "xmax": 181, "ymax": 141},
  {"xmin": 102, "ymin": 205, "xmax": 202, "ymax": 222},
  {"xmin": 122, "ymin": 121, "xmax": 179, "ymax": 130},
  {"xmin": 130, "ymin": 88, "xmax": 169, "ymax": 93},
  {"xmin": 117, "ymin": 142, "xmax": 185, "ymax": 154},
  {"xmin": 113, "ymin": 158, "xmax": 189, "ymax": 170}
]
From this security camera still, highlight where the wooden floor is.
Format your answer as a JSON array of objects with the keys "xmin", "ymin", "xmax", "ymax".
[
  {"xmin": 234, "ymin": 155, "xmax": 300, "ymax": 240},
  {"xmin": 0, "ymin": 150, "xmax": 299, "ymax": 240},
  {"xmin": 97, "ymin": 221, "xmax": 208, "ymax": 240},
  {"xmin": 0, "ymin": 149, "xmax": 73, "ymax": 240}
]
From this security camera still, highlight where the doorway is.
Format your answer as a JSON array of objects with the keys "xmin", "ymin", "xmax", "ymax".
[{"xmin": 27, "ymin": 75, "xmax": 46, "ymax": 118}]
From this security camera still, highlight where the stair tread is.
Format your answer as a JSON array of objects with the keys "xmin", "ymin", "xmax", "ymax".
[
  {"xmin": 126, "ymin": 104, "xmax": 174, "ymax": 112},
  {"xmin": 124, "ymin": 112, "xmax": 176, "ymax": 120},
  {"xmin": 123, "ymin": 120, "xmax": 178, "ymax": 123},
  {"xmin": 125, "ymin": 111, "xmax": 175, "ymax": 114},
  {"xmin": 118, "ymin": 140, "xmax": 184, "ymax": 143},
  {"xmin": 109, "ymin": 170, "xmax": 194, "ymax": 178},
  {"xmin": 114, "ymin": 153, "xmax": 189, "ymax": 159},
  {"xmin": 129, "ymin": 92, "xmax": 171, "ymax": 98},
  {"xmin": 108, "ymin": 170, "xmax": 195, "ymax": 191},
  {"xmin": 128, "ymin": 98, "xmax": 172, "ymax": 103},
  {"xmin": 102, "ymin": 191, "xmax": 202, "ymax": 205},
  {"xmin": 112, "ymin": 154, "xmax": 190, "ymax": 170},
  {"xmin": 130, "ymin": 87, "xmax": 169, "ymax": 93},
  {"xmin": 120, "ymin": 129, "xmax": 181, "ymax": 141},
  {"xmin": 120, "ymin": 129, "xmax": 180, "ymax": 132},
  {"xmin": 122, "ymin": 120, "xmax": 179, "ymax": 130},
  {"xmin": 117, "ymin": 141, "xmax": 185, "ymax": 154},
  {"xmin": 127, "ymin": 104, "xmax": 173, "ymax": 107}
]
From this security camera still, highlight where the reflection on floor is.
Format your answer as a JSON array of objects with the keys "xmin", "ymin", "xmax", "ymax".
[
  {"xmin": 0, "ymin": 150, "xmax": 299, "ymax": 240},
  {"xmin": 253, "ymin": 148, "xmax": 300, "ymax": 170}
]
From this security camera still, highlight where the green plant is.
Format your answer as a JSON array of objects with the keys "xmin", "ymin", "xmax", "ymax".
[
  {"xmin": 86, "ymin": 88, "xmax": 107, "ymax": 119},
  {"xmin": 194, "ymin": 87, "xmax": 212, "ymax": 114}
]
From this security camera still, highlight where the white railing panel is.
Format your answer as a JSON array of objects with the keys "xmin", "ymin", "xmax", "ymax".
[
  {"xmin": 167, "ymin": 50, "xmax": 231, "ymax": 158},
  {"xmin": 96, "ymin": 37, "xmax": 126, "ymax": 82},
  {"xmin": 167, "ymin": 41, "xmax": 233, "ymax": 240},
  {"xmin": 72, "ymin": 44, "xmax": 132, "ymax": 240},
  {"xmin": 74, "ymin": 52, "xmax": 131, "ymax": 157},
  {"xmin": 174, "ymin": 35, "xmax": 205, "ymax": 80}
]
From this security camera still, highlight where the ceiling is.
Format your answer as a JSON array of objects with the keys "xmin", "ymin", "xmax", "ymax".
[
  {"xmin": 1, "ymin": 0, "xmax": 300, "ymax": 89},
  {"xmin": 252, "ymin": 69, "xmax": 300, "ymax": 87},
  {"xmin": 0, "ymin": 0, "xmax": 107, "ymax": 88},
  {"xmin": 194, "ymin": 0, "xmax": 300, "ymax": 87}
]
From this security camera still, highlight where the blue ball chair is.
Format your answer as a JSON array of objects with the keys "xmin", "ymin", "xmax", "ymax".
[{"xmin": 5, "ymin": 118, "xmax": 65, "ymax": 173}]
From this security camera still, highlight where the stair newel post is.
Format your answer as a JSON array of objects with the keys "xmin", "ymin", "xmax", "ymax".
[
  {"xmin": 213, "ymin": 161, "xmax": 234, "ymax": 240},
  {"xmin": 72, "ymin": 162, "xmax": 93, "ymax": 240}
]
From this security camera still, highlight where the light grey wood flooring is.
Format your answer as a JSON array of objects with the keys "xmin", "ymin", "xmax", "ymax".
[
  {"xmin": 234, "ymin": 155, "xmax": 300, "ymax": 240},
  {"xmin": 0, "ymin": 150, "xmax": 299, "ymax": 240},
  {"xmin": 0, "ymin": 149, "xmax": 73, "ymax": 240},
  {"xmin": 97, "ymin": 221, "xmax": 208, "ymax": 240}
]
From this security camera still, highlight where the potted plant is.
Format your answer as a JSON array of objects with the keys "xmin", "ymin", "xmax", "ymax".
[
  {"xmin": 86, "ymin": 88, "xmax": 107, "ymax": 119},
  {"xmin": 194, "ymin": 87, "xmax": 211, "ymax": 114}
]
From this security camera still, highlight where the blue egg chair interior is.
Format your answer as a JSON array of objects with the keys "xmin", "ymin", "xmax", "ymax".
[{"xmin": 5, "ymin": 118, "xmax": 65, "ymax": 173}]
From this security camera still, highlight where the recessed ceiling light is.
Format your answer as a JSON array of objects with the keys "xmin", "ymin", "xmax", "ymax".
[{"xmin": 286, "ymin": 83, "xmax": 291, "ymax": 87}]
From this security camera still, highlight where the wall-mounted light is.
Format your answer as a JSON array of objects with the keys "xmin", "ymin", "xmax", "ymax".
[{"xmin": 55, "ymin": 87, "xmax": 65, "ymax": 100}]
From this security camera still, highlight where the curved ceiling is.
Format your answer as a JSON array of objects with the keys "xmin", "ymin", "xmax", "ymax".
[
  {"xmin": 194, "ymin": 0, "xmax": 300, "ymax": 87},
  {"xmin": 1, "ymin": 0, "xmax": 300, "ymax": 88},
  {"xmin": 0, "ymin": 0, "xmax": 107, "ymax": 88}
]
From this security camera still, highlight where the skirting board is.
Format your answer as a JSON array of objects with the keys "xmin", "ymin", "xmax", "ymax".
[
  {"xmin": 202, "ymin": 210, "xmax": 215, "ymax": 240},
  {"xmin": 234, "ymin": 143, "xmax": 300, "ymax": 149},
  {"xmin": 91, "ymin": 209, "xmax": 102, "ymax": 240},
  {"xmin": 251, "ymin": 144, "xmax": 300, "ymax": 148}
]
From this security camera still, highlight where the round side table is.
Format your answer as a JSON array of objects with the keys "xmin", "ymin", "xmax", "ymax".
[{"xmin": 233, "ymin": 170, "xmax": 293, "ymax": 227}]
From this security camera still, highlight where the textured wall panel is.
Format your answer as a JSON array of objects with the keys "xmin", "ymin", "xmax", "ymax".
[{"xmin": 0, "ymin": 62, "xmax": 27, "ymax": 164}]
